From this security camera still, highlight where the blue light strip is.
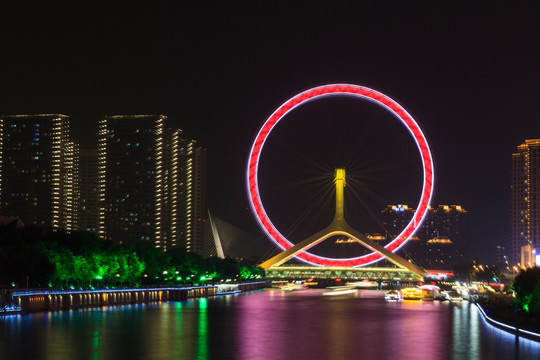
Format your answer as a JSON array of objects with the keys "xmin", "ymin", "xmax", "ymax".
[
  {"xmin": 474, "ymin": 303, "xmax": 540, "ymax": 341},
  {"xmin": 12, "ymin": 282, "xmax": 265, "ymax": 297},
  {"xmin": 519, "ymin": 328, "xmax": 540, "ymax": 337}
]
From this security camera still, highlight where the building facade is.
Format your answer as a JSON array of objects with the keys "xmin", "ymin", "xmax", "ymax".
[
  {"xmin": 380, "ymin": 204, "xmax": 468, "ymax": 269},
  {"xmin": 511, "ymin": 139, "xmax": 540, "ymax": 265},
  {"xmin": 0, "ymin": 113, "xmax": 207, "ymax": 253},
  {"xmin": 421, "ymin": 205, "xmax": 468, "ymax": 269},
  {"xmin": 98, "ymin": 115, "xmax": 168, "ymax": 246},
  {"xmin": 160, "ymin": 128, "xmax": 182, "ymax": 250},
  {"xmin": 0, "ymin": 114, "xmax": 79, "ymax": 231},
  {"xmin": 179, "ymin": 139, "xmax": 207, "ymax": 254},
  {"xmin": 97, "ymin": 115, "xmax": 206, "ymax": 252}
]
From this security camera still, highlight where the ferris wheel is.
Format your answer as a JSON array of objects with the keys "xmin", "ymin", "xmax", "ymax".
[{"xmin": 247, "ymin": 84, "xmax": 434, "ymax": 268}]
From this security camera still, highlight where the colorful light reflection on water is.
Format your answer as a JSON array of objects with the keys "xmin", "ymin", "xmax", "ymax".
[{"xmin": 1, "ymin": 289, "xmax": 540, "ymax": 359}]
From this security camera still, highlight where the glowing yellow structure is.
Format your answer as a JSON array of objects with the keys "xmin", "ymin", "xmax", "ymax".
[
  {"xmin": 259, "ymin": 169, "xmax": 428, "ymax": 278},
  {"xmin": 400, "ymin": 287, "xmax": 422, "ymax": 300}
]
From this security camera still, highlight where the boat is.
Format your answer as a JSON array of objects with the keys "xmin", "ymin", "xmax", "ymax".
[
  {"xmin": 270, "ymin": 280, "xmax": 289, "ymax": 288},
  {"xmin": 434, "ymin": 290, "xmax": 448, "ymax": 301},
  {"xmin": 348, "ymin": 280, "xmax": 378, "ymax": 288},
  {"xmin": 323, "ymin": 286, "xmax": 357, "ymax": 296},
  {"xmin": 216, "ymin": 289, "xmax": 241, "ymax": 296},
  {"xmin": 400, "ymin": 287, "xmax": 422, "ymax": 300},
  {"xmin": 419, "ymin": 285, "xmax": 440, "ymax": 301},
  {"xmin": 216, "ymin": 284, "xmax": 241, "ymax": 295},
  {"xmin": 447, "ymin": 290, "xmax": 462, "ymax": 302},
  {"xmin": 280, "ymin": 283, "xmax": 308, "ymax": 292},
  {"xmin": 384, "ymin": 290, "xmax": 402, "ymax": 301},
  {"xmin": 0, "ymin": 304, "xmax": 22, "ymax": 316}
]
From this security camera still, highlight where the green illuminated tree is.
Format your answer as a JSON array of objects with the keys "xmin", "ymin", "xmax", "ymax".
[
  {"xmin": 135, "ymin": 241, "xmax": 171, "ymax": 282},
  {"xmin": 1, "ymin": 225, "xmax": 265, "ymax": 290},
  {"xmin": 512, "ymin": 267, "xmax": 540, "ymax": 314},
  {"xmin": 167, "ymin": 248, "xmax": 206, "ymax": 282}
]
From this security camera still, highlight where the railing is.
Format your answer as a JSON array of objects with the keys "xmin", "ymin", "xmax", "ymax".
[
  {"xmin": 9, "ymin": 281, "xmax": 266, "ymax": 313},
  {"xmin": 475, "ymin": 303, "xmax": 540, "ymax": 342}
]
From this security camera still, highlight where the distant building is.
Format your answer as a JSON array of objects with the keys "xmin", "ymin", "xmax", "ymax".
[
  {"xmin": 495, "ymin": 244, "xmax": 509, "ymax": 270},
  {"xmin": 511, "ymin": 139, "xmax": 540, "ymax": 265},
  {"xmin": 161, "ymin": 128, "xmax": 183, "ymax": 250},
  {"xmin": 179, "ymin": 139, "xmax": 207, "ymax": 254},
  {"xmin": 0, "ymin": 114, "xmax": 79, "ymax": 231},
  {"xmin": 380, "ymin": 204, "xmax": 424, "ymax": 263},
  {"xmin": 421, "ymin": 205, "xmax": 468, "ymax": 268},
  {"xmin": 97, "ymin": 115, "xmax": 206, "ymax": 251},
  {"xmin": 424, "ymin": 237, "xmax": 456, "ymax": 269},
  {"xmin": 98, "ymin": 115, "xmax": 172, "ymax": 246},
  {"xmin": 380, "ymin": 204, "xmax": 415, "ymax": 237},
  {"xmin": 520, "ymin": 244, "xmax": 536, "ymax": 268},
  {"xmin": 380, "ymin": 204, "xmax": 468, "ymax": 269}
]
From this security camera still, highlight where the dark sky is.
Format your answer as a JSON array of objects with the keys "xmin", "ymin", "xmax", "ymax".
[{"xmin": 1, "ymin": 2, "xmax": 539, "ymax": 263}]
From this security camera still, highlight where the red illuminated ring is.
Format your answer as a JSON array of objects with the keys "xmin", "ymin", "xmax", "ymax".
[{"xmin": 247, "ymin": 84, "xmax": 434, "ymax": 267}]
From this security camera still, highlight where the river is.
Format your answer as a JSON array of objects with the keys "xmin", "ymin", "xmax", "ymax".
[{"xmin": 1, "ymin": 288, "xmax": 540, "ymax": 359}]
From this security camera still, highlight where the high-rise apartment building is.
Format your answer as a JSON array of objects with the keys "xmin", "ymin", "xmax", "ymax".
[
  {"xmin": 97, "ymin": 115, "xmax": 206, "ymax": 251},
  {"xmin": 380, "ymin": 204, "xmax": 468, "ymax": 269},
  {"xmin": 0, "ymin": 113, "xmax": 207, "ymax": 253},
  {"xmin": 0, "ymin": 114, "xmax": 79, "ymax": 231},
  {"xmin": 380, "ymin": 204, "xmax": 415, "ymax": 236},
  {"xmin": 421, "ymin": 205, "xmax": 468, "ymax": 268},
  {"xmin": 511, "ymin": 139, "xmax": 540, "ymax": 265},
  {"xmin": 179, "ymin": 139, "xmax": 207, "ymax": 254},
  {"xmin": 161, "ymin": 128, "xmax": 182, "ymax": 250},
  {"xmin": 98, "ymin": 115, "xmax": 167, "ymax": 246}
]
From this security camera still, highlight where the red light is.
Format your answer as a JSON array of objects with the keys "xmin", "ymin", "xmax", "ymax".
[
  {"xmin": 247, "ymin": 84, "xmax": 434, "ymax": 267},
  {"xmin": 335, "ymin": 279, "xmax": 342, "ymax": 282}
]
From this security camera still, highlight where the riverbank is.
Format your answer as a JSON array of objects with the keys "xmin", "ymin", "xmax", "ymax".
[
  {"xmin": 1, "ymin": 281, "xmax": 265, "ymax": 314},
  {"xmin": 476, "ymin": 293, "xmax": 540, "ymax": 341}
]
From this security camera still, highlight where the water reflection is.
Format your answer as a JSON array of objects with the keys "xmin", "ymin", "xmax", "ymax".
[
  {"xmin": 92, "ymin": 330, "xmax": 99, "ymax": 360},
  {"xmin": 2, "ymin": 289, "xmax": 540, "ymax": 359},
  {"xmin": 197, "ymin": 298, "xmax": 208, "ymax": 360}
]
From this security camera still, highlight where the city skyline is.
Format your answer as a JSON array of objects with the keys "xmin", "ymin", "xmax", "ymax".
[
  {"xmin": 1, "ymin": 3, "xmax": 539, "ymax": 262},
  {"xmin": 0, "ymin": 113, "xmax": 208, "ymax": 255}
]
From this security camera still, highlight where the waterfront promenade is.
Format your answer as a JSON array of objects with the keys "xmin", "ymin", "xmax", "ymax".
[{"xmin": 4, "ymin": 282, "xmax": 265, "ymax": 313}]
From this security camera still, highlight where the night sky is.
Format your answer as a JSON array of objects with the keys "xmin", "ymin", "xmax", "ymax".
[{"xmin": 1, "ymin": 3, "xmax": 539, "ymax": 263}]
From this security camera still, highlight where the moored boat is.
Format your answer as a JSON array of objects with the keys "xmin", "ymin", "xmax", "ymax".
[
  {"xmin": 400, "ymin": 287, "xmax": 422, "ymax": 300},
  {"xmin": 384, "ymin": 290, "xmax": 402, "ymax": 301},
  {"xmin": 0, "ymin": 304, "xmax": 22, "ymax": 316},
  {"xmin": 419, "ymin": 285, "xmax": 440, "ymax": 301}
]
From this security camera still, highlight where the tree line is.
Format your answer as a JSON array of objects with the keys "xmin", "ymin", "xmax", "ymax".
[
  {"xmin": 0, "ymin": 225, "xmax": 263, "ymax": 289},
  {"xmin": 512, "ymin": 267, "xmax": 540, "ymax": 316}
]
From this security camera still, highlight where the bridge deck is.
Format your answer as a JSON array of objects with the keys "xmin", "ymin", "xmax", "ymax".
[{"xmin": 265, "ymin": 265, "xmax": 424, "ymax": 282}]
